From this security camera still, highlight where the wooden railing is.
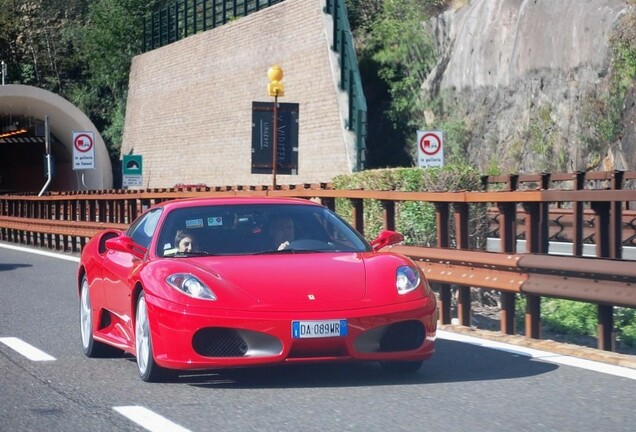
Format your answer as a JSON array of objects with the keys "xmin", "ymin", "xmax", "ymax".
[{"xmin": 1, "ymin": 171, "xmax": 636, "ymax": 352}]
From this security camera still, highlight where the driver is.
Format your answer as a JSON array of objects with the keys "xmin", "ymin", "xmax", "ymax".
[{"xmin": 269, "ymin": 215, "xmax": 295, "ymax": 250}]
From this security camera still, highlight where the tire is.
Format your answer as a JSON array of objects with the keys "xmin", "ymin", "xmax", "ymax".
[
  {"xmin": 79, "ymin": 277, "xmax": 109, "ymax": 357},
  {"xmin": 135, "ymin": 292, "xmax": 170, "ymax": 382},
  {"xmin": 380, "ymin": 360, "xmax": 423, "ymax": 374}
]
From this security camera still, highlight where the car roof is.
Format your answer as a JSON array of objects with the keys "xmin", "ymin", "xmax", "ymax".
[{"xmin": 155, "ymin": 196, "xmax": 322, "ymax": 212}]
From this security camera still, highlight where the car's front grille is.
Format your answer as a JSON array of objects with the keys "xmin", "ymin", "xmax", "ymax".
[
  {"xmin": 379, "ymin": 320, "xmax": 425, "ymax": 352},
  {"xmin": 192, "ymin": 328, "xmax": 248, "ymax": 357}
]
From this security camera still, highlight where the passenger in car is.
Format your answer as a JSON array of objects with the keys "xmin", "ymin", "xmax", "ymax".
[{"xmin": 175, "ymin": 229, "xmax": 194, "ymax": 253}]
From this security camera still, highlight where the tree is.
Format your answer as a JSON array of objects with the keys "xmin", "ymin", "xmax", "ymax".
[
  {"xmin": 348, "ymin": 0, "xmax": 437, "ymax": 167},
  {"xmin": 69, "ymin": 0, "xmax": 163, "ymax": 164}
]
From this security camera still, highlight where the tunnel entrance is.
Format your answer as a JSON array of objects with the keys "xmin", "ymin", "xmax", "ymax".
[{"xmin": 0, "ymin": 115, "xmax": 73, "ymax": 193}]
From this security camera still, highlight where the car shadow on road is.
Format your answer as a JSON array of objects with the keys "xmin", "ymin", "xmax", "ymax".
[
  {"xmin": 0, "ymin": 262, "xmax": 32, "ymax": 272},
  {"xmin": 178, "ymin": 339, "xmax": 558, "ymax": 389}
]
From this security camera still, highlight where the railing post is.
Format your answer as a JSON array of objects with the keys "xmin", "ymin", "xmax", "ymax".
[
  {"xmin": 498, "ymin": 188, "xmax": 517, "ymax": 335},
  {"xmin": 434, "ymin": 203, "xmax": 451, "ymax": 325},
  {"xmin": 591, "ymin": 199, "xmax": 613, "ymax": 351},
  {"xmin": 350, "ymin": 198, "xmax": 364, "ymax": 236},
  {"xmin": 610, "ymin": 170, "xmax": 624, "ymax": 259},
  {"xmin": 381, "ymin": 200, "xmax": 395, "ymax": 231},
  {"xmin": 454, "ymin": 203, "xmax": 471, "ymax": 326},
  {"xmin": 598, "ymin": 305, "xmax": 614, "ymax": 352},
  {"xmin": 572, "ymin": 171, "xmax": 585, "ymax": 256},
  {"xmin": 331, "ymin": 0, "xmax": 339, "ymax": 51},
  {"xmin": 320, "ymin": 197, "xmax": 335, "ymax": 212},
  {"xmin": 522, "ymin": 201, "xmax": 542, "ymax": 339}
]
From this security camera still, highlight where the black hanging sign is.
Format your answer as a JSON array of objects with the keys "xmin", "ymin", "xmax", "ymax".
[{"xmin": 251, "ymin": 101, "xmax": 299, "ymax": 175}]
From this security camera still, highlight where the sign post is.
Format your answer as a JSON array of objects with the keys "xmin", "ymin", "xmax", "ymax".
[
  {"xmin": 72, "ymin": 131, "xmax": 95, "ymax": 170},
  {"xmin": 417, "ymin": 130, "xmax": 444, "ymax": 168},
  {"xmin": 267, "ymin": 65, "xmax": 285, "ymax": 189}
]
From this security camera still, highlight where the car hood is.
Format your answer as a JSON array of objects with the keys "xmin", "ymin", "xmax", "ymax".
[{"xmin": 192, "ymin": 253, "xmax": 368, "ymax": 307}]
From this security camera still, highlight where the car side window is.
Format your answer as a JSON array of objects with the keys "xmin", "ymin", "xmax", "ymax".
[{"xmin": 127, "ymin": 209, "xmax": 162, "ymax": 249}]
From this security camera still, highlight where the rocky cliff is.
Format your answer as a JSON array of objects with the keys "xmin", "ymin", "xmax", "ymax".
[{"xmin": 422, "ymin": 0, "xmax": 636, "ymax": 173}]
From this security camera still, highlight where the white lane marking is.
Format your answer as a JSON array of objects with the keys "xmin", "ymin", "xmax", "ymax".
[
  {"xmin": 0, "ymin": 241, "xmax": 80, "ymax": 263},
  {"xmin": 0, "ymin": 337, "xmax": 56, "ymax": 361},
  {"xmin": 438, "ymin": 330, "xmax": 636, "ymax": 380},
  {"xmin": 114, "ymin": 406, "xmax": 193, "ymax": 432}
]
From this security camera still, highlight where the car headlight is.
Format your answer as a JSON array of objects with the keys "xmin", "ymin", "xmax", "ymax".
[
  {"xmin": 396, "ymin": 265, "xmax": 421, "ymax": 295},
  {"xmin": 166, "ymin": 274, "xmax": 217, "ymax": 300}
]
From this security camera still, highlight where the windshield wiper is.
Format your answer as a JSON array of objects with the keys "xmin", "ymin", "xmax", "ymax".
[
  {"xmin": 254, "ymin": 248, "xmax": 325, "ymax": 255},
  {"xmin": 173, "ymin": 251, "xmax": 217, "ymax": 257}
]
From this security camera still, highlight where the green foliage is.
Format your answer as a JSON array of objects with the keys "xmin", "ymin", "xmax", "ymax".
[
  {"xmin": 614, "ymin": 307, "xmax": 636, "ymax": 348},
  {"xmin": 0, "ymin": 0, "xmax": 88, "ymax": 90},
  {"xmin": 68, "ymin": 0, "xmax": 155, "ymax": 158},
  {"xmin": 350, "ymin": 0, "xmax": 439, "ymax": 163},
  {"xmin": 333, "ymin": 164, "xmax": 487, "ymax": 247},
  {"xmin": 367, "ymin": 0, "xmax": 437, "ymax": 126},
  {"xmin": 540, "ymin": 300, "xmax": 636, "ymax": 348},
  {"xmin": 509, "ymin": 295, "xmax": 636, "ymax": 349},
  {"xmin": 579, "ymin": 9, "xmax": 636, "ymax": 158},
  {"xmin": 437, "ymin": 119, "xmax": 469, "ymax": 165},
  {"xmin": 542, "ymin": 299, "xmax": 598, "ymax": 336},
  {"xmin": 526, "ymin": 104, "xmax": 567, "ymax": 172}
]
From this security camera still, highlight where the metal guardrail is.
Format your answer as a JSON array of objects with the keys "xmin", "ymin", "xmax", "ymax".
[{"xmin": 2, "ymin": 172, "xmax": 636, "ymax": 352}]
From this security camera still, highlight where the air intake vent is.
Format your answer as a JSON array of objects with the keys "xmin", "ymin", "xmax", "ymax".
[
  {"xmin": 379, "ymin": 321, "xmax": 425, "ymax": 352},
  {"xmin": 192, "ymin": 328, "xmax": 248, "ymax": 357}
]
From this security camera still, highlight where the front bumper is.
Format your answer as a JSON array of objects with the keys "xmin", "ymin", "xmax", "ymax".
[{"xmin": 145, "ymin": 293, "xmax": 437, "ymax": 370}]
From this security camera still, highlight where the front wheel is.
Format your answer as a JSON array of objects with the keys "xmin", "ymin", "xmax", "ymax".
[
  {"xmin": 79, "ymin": 277, "xmax": 109, "ymax": 357},
  {"xmin": 135, "ymin": 292, "xmax": 170, "ymax": 382}
]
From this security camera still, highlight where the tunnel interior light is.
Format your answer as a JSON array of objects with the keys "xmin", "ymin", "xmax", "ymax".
[{"xmin": 0, "ymin": 128, "xmax": 28, "ymax": 138}]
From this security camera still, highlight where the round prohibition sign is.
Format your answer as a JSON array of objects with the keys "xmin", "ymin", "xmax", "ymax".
[
  {"xmin": 74, "ymin": 133, "xmax": 94, "ymax": 153},
  {"xmin": 419, "ymin": 132, "xmax": 442, "ymax": 156}
]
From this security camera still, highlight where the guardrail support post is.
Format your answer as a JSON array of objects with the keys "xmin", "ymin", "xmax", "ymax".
[
  {"xmin": 573, "ymin": 171, "xmax": 585, "ymax": 256},
  {"xmin": 320, "ymin": 197, "xmax": 335, "ymax": 212},
  {"xmin": 454, "ymin": 203, "xmax": 471, "ymax": 326},
  {"xmin": 350, "ymin": 198, "xmax": 364, "ymax": 236},
  {"xmin": 610, "ymin": 170, "xmax": 624, "ymax": 259},
  {"xmin": 522, "ymin": 202, "xmax": 542, "ymax": 339},
  {"xmin": 498, "ymin": 201, "xmax": 517, "ymax": 335},
  {"xmin": 597, "ymin": 305, "xmax": 614, "ymax": 352},
  {"xmin": 525, "ymin": 295, "xmax": 541, "ymax": 339},
  {"xmin": 381, "ymin": 200, "xmax": 395, "ymax": 231},
  {"xmin": 434, "ymin": 203, "xmax": 452, "ymax": 325},
  {"xmin": 591, "ymin": 200, "xmax": 615, "ymax": 351}
]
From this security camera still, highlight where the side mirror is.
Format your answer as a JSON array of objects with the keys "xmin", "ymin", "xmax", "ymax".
[
  {"xmin": 105, "ymin": 235, "xmax": 147, "ymax": 258},
  {"xmin": 370, "ymin": 230, "xmax": 404, "ymax": 252}
]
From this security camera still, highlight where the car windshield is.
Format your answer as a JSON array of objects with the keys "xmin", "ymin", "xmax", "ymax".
[{"xmin": 156, "ymin": 203, "xmax": 371, "ymax": 257}]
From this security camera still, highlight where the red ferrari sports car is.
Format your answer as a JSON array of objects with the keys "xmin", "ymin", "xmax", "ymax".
[{"xmin": 77, "ymin": 197, "xmax": 438, "ymax": 382}]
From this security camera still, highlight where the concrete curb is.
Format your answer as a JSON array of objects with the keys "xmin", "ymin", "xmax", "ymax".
[{"xmin": 439, "ymin": 324, "xmax": 636, "ymax": 370}]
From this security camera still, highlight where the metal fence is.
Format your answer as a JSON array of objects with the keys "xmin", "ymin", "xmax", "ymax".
[
  {"xmin": 324, "ymin": 0, "xmax": 367, "ymax": 171},
  {"xmin": 142, "ymin": 0, "xmax": 285, "ymax": 52}
]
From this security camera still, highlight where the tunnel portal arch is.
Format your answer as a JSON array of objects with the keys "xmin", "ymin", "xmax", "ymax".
[{"xmin": 0, "ymin": 84, "xmax": 112, "ymax": 193}]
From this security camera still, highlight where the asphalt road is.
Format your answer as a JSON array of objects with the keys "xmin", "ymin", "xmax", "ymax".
[{"xmin": 1, "ymin": 242, "xmax": 635, "ymax": 432}]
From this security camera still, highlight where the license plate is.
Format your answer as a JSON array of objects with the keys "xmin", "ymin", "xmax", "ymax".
[{"xmin": 292, "ymin": 319, "xmax": 347, "ymax": 339}]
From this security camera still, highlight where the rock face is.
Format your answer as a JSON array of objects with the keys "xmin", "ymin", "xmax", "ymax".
[{"xmin": 423, "ymin": 0, "xmax": 635, "ymax": 173}]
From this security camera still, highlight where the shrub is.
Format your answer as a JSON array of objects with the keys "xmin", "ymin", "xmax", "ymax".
[{"xmin": 332, "ymin": 164, "xmax": 487, "ymax": 248}]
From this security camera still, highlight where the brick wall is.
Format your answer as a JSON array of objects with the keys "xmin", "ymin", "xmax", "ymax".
[{"xmin": 121, "ymin": 0, "xmax": 356, "ymax": 188}]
